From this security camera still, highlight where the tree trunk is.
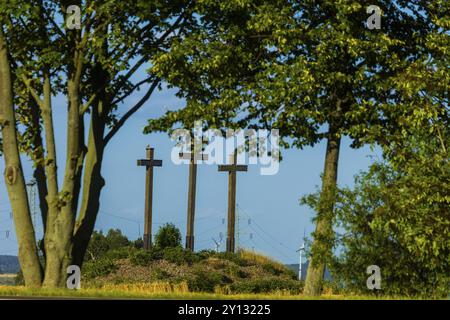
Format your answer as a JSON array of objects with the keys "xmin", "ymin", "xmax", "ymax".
[
  {"xmin": 72, "ymin": 54, "xmax": 109, "ymax": 267},
  {"xmin": 29, "ymin": 95, "xmax": 48, "ymax": 258},
  {"xmin": 72, "ymin": 118, "xmax": 106, "ymax": 267},
  {"xmin": 304, "ymin": 113, "xmax": 342, "ymax": 296},
  {"xmin": 42, "ymin": 80, "xmax": 81, "ymax": 287},
  {"xmin": 28, "ymin": 95, "xmax": 49, "ymax": 233},
  {"xmin": 0, "ymin": 28, "xmax": 43, "ymax": 287}
]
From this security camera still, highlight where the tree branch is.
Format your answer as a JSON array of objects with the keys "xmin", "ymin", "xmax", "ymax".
[
  {"xmin": 110, "ymin": 14, "xmax": 185, "ymax": 97},
  {"xmin": 80, "ymin": 93, "xmax": 97, "ymax": 115},
  {"xmin": 21, "ymin": 75, "xmax": 44, "ymax": 109},
  {"xmin": 104, "ymin": 79, "xmax": 159, "ymax": 145},
  {"xmin": 41, "ymin": 3, "xmax": 65, "ymax": 38},
  {"xmin": 111, "ymin": 76, "xmax": 154, "ymax": 106}
]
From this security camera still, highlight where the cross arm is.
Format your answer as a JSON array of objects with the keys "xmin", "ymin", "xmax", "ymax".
[
  {"xmin": 218, "ymin": 165, "xmax": 248, "ymax": 172},
  {"xmin": 137, "ymin": 159, "xmax": 163, "ymax": 167}
]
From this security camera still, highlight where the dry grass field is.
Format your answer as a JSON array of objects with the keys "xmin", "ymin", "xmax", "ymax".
[{"xmin": 0, "ymin": 284, "xmax": 395, "ymax": 300}]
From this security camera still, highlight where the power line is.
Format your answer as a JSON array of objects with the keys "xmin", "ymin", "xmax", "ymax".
[
  {"xmin": 100, "ymin": 210, "xmax": 143, "ymax": 224},
  {"xmin": 195, "ymin": 212, "xmax": 225, "ymax": 221},
  {"xmin": 237, "ymin": 206, "xmax": 296, "ymax": 254},
  {"xmin": 193, "ymin": 238, "xmax": 212, "ymax": 245},
  {"xmin": 195, "ymin": 217, "xmax": 225, "ymax": 236},
  {"xmin": 252, "ymin": 219, "xmax": 295, "ymax": 252},
  {"xmin": 247, "ymin": 225, "xmax": 293, "ymax": 261},
  {"xmin": 240, "ymin": 224, "xmax": 293, "ymax": 261},
  {"xmin": 99, "ymin": 208, "xmax": 226, "ymax": 227}
]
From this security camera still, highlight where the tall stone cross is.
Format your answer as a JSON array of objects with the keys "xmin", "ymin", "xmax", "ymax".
[
  {"xmin": 137, "ymin": 146, "xmax": 162, "ymax": 250},
  {"xmin": 218, "ymin": 151, "xmax": 248, "ymax": 253},
  {"xmin": 179, "ymin": 143, "xmax": 208, "ymax": 252}
]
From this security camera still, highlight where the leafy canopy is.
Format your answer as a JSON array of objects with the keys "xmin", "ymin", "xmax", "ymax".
[{"xmin": 154, "ymin": 223, "xmax": 183, "ymax": 249}]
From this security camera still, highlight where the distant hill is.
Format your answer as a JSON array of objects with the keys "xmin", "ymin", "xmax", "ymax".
[
  {"xmin": 286, "ymin": 261, "xmax": 332, "ymax": 281},
  {"xmin": 0, "ymin": 255, "xmax": 20, "ymax": 274}
]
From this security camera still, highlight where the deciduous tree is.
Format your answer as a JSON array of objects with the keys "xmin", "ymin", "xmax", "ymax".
[
  {"xmin": 146, "ymin": 0, "xmax": 448, "ymax": 295},
  {"xmin": 327, "ymin": 123, "xmax": 449, "ymax": 297},
  {"xmin": 0, "ymin": 0, "xmax": 192, "ymax": 287}
]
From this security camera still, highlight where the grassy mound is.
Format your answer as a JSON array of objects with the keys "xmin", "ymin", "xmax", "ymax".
[{"xmin": 82, "ymin": 247, "xmax": 302, "ymax": 295}]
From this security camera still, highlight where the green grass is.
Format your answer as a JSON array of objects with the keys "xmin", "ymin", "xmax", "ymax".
[{"xmin": 0, "ymin": 285, "xmax": 409, "ymax": 300}]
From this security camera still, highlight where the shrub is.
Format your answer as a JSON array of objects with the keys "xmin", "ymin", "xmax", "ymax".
[
  {"xmin": 196, "ymin": 249, "xmax": 217, "ymax": 260},
  {"xmin": 230, "ymin": 278, "xmax": 303, "ymax": 294},
  {"xmin": 235, "ymin": 269, "xmax": 249, "ymax": 279},
  {"xmin": 104, "ymin": 246, "xmax": 136, "ymax": 260},
  {"xmin": 188, "ymin": 271, "xmax": 232, "ymax": 293},
  {"xmin": 133, "ymin": 238, "xmax": 144, "ymax": 249},
  {"xmin": 262, "ymin": 263, "xmax": 283, "ymax": 276},
  {"xmin": 129, "ymin": 248, "xmax": 162, "ymax": 266},
  {"xmin": 238, "ymin": 250, "xmax": 297, "ymax": 279},
  {"xmin": 226, "ymin": 265, "xmax": 249, "ymax": 279},
  {"xmin": 152, "ymin": 268, "xmax": 171, "ymax": 281},
  {"xmin": 85, "ymin": 229, "xmax": 131, "ymax": 262},
  {"xmin": 82, "ymin": 258, "xmax": 117, "ymax": 279},
  {"xmin": 15, "ymin": 270, "xmax": 24, "ymax": 286},
  {"xmin": 285, "ymin": 268, "xmax": 298, "ymax": 280},
  {"xmin": 154, "ymin": 223, "xmax": 182, "ymax": 249},
  {"xmin": 163, "ymin": 247, "xmax": 200, "ymax": 265},
  {"xmin": 322, "ymin": 279, "xmax": 343, "ymax": 295},
  {"xmin": 260, "ymin": 263, "xmax": 297, "ymax": 280}
]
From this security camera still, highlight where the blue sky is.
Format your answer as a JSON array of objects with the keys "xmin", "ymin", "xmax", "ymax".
[{"xmin": 0, "ymin": 83, "xmax": 380, "ymax": 264}]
